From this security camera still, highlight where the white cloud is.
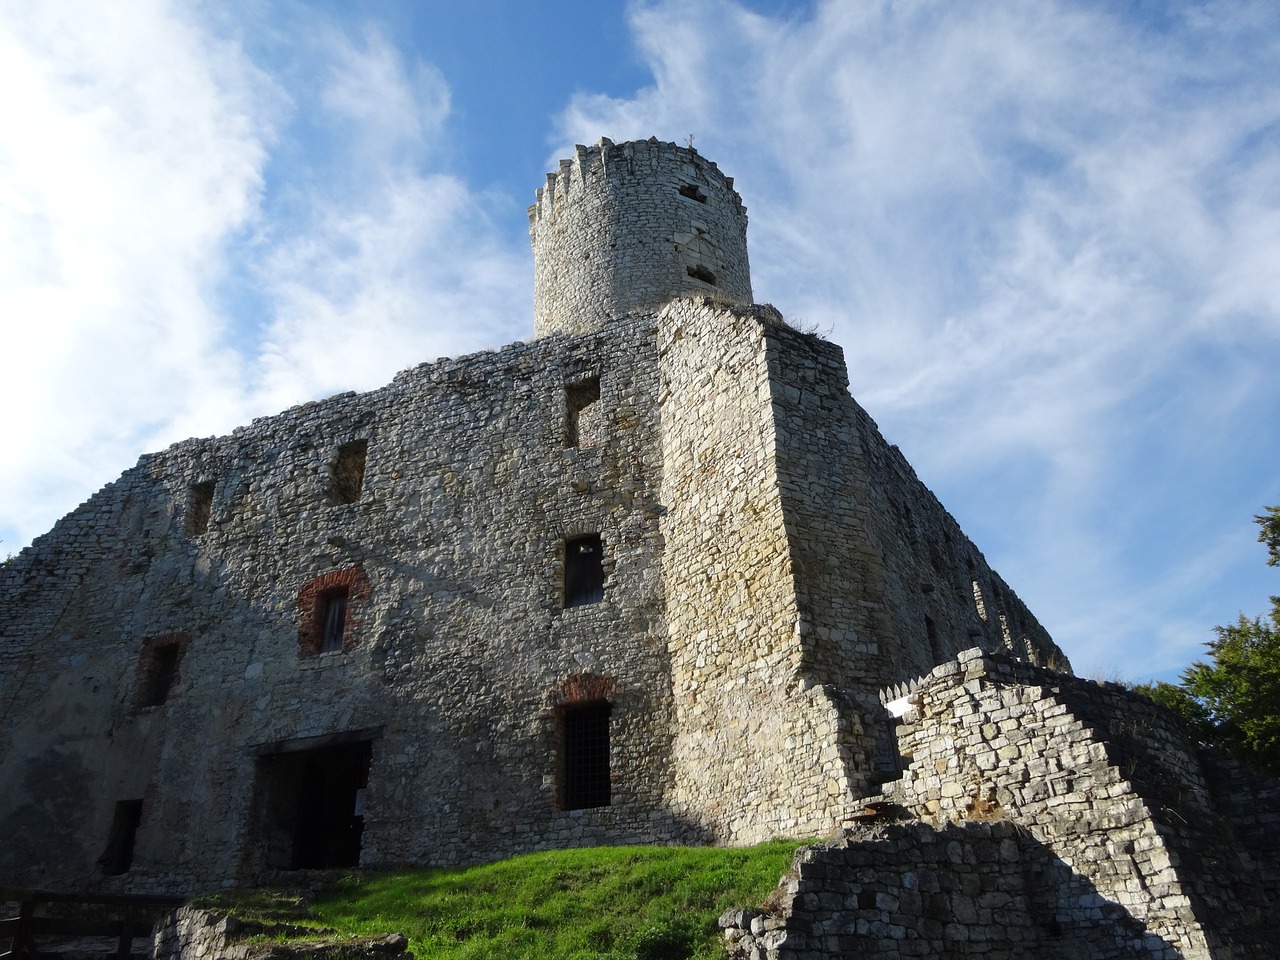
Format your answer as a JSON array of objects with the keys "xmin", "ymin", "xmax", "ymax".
[
  {"xmin": 0, "ymin": 0, "xmax": 269, "ymax": 547},
  {"xmin": 246, "ymin": 23, "xmax": 529, "ymax": 414},
  {"xmin": 555, "ymin": 0, "xmax": 1280, "ymax": 678},
  {"xmin": 0, "ymin": 3, "xmax": 528, "ymax": 553}
]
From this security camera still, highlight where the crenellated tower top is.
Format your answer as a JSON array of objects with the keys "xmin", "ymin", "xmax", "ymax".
[{"xmin": 528, "ymin": 137, "xmax": 753, "ymax": 338}]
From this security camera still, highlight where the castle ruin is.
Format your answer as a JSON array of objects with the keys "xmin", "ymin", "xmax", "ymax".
[{"xmin": 1, "ymin": 139, "xmax": 1275, "ymax": 958}]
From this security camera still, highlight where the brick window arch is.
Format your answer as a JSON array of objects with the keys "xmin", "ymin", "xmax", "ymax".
[{"xmin": 297, "ymin": 566, "xmax": 371, "ymax": 657}]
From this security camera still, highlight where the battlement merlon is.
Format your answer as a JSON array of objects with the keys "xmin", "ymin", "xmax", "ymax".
[
  {"xmin": 526, "ymin": 138, "xmax": 744, "ymax": 224},
  {"xmin": 529, "ymin": 137, "xmax": 753, "ymax": 339}
]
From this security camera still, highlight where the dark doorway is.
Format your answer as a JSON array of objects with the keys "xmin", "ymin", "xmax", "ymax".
[{"xmin": 255, "ymin": 740, "xmax": 372, "ymax": 869}]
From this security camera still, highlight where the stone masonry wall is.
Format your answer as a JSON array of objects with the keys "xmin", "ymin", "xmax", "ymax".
[
  {"xmin": 759, "ymin": 317, "xmax": 1064, "ymax": 790},
  {"xmin": 530, "ymin": 138, "xmax": 752, "ymax": 339},
  {"xmin": 0, "ymin": 315, "xmax": 694, "ymax": 893},
  {"xmin": 728, "ymin": 650, "xmax": 1279, "ymax": 958},
  {"xmin": 656, "ymin": 298, "xmax": 861, "ymax": 842},
  {"xmin": 885, "ymin": 651, "xmax": 1275, "ymax": 956},
  {"xmin": 722, "ymin": 820, "xmax": 1192, "ymax": 959}
]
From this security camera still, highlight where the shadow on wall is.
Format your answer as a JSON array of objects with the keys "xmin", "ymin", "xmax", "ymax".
[
  {"xmin": 5, "ymin": 752, "xmax": 94, "ymax": 886},
  {"xmin": 725, "ymin": 820, "xmax": 1186, "ymax": 959}
]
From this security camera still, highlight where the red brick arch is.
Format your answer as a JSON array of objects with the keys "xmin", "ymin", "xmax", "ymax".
[
  {"xmin": 296, "ymin": 565, "xmax": 371, "ymax": 656},
  {"xmin": 548, "ymin": 672, "xmax": 618, "ymax": 708}
]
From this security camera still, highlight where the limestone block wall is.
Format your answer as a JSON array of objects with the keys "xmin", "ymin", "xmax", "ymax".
[
  {"xmin": 762, "ymin": 320, "xmax": 1065, "ymax": 689},
  {"xmin": 722, "ymin": 821, "xmax": 1192, "ymax": 959},
  {"xmin": 657, "ymin": 298, "xmax": 864, "ymax": 842},
  {"xmin": 881, "ymin": 650, "xmax": 1275, "ymax": 957},
  {"xmin": 0, "ymin": 315, "xmax": 692, "ymax": 893},
  {"xmin": 530, "ymin": 138, "xmax": 752, "ymax": 339},
  {"xmin": 720, "ymin": 654, "xmax": 1279, "ymax": 958},
  {"xmin": 754, "ymin": 316, "xmax": 1065, "ymax": 789}
]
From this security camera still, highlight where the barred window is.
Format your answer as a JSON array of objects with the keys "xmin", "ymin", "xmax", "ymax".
[{"xmin": 561, "ymin": 701, "xmax": 611, "ymax": 810}]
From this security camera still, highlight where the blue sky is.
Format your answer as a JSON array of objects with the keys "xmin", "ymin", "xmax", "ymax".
[{"xmin": 2, "ymin": 0, "xmax": 1278, "ymax": 684}]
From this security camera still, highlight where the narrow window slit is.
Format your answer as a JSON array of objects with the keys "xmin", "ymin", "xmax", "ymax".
[
  {"xmin": 99, "ymin": 799, "xmax": 144, "ymax": 876},
  {"xmin": 320, "ymin": 588, "xmax": 349, "ymax": 653},
  {"xmin": 926, "ymin": 615, "xmax": 942, "ymax": 662},
  {"xmin": 565, "ymin": 376, "xmax": 602, "ymax": 449},
  {"xmin": 143, "ymin": 644, "xmax": 181, "ymax": 707}
]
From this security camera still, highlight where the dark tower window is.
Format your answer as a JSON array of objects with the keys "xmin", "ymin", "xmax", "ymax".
[
  {"xmin": 320, "ymin": 588, "xmax": 349, "ymax": 653},
  {"xmin": 142, "ymin": 643, "xmax": 182, "ymax": 707},
  {"xmin": 564, "ymin": 535, "xmax": 604, "ymax": 608},
  {"xmin": 328, "ymin": 440, "xmax": 368, "ymax": 505},
  {"xmin": 185, "ymin": 480, "xmax": 214, "ymax": 537},
  {"xmin": 565, "ymin": 376, "xmax": 602, "ymax": 449},
  {"xmin": 678, "ymin": 183, "xmax": 707, "ymax": 203},
  {"xmin": 686, "ymin": 264, "xmax": 717, "ymax": 286},
  {"xmin": 561, "ymin": 701, "xmax": 611, "ymax": 809},
  {"xmin": 99, "ymin": 799, "xmax": 144, "ymax": 876}
]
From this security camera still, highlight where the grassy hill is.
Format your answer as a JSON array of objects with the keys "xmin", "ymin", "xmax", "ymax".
[{"xmin": 198, "ymin": 840, "xmax": 804, "ymax": 960}]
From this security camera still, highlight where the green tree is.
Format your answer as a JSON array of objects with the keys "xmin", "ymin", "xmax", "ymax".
[{"xmin": 1139, "ymin": 508, "xmax": 1280, "ymax": 777}]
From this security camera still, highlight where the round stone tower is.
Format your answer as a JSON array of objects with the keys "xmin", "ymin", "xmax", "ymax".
[{"xmin": 528, "ymin": 137, "xmax": 753, "ymax": 338}]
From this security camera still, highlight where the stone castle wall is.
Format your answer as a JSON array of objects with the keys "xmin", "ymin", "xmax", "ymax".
[
  {"xmin": 723, "ymin": 649, "xmax": 1279, "ymax": 958},
  {"xmin": 529, "ymin": 138, "xmax": 752, "ymax": 338},
  {"xmin": 657, "ymin": 298, "xmax": 865, "ymax": 842},
  {"xmin": 0, "ymin": 317, "xmax": 697, "ymax": 891},
  {"xmin": 0, "ymin": 297, "xmax": 1062, "ymax": 891},
  {"xmin": 1, "ymin": 139, "xmax": 1082, "ymax": 904}
]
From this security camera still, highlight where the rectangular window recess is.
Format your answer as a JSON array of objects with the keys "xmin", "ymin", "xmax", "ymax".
[
  {"xmin": 186, "ymin": 480, "xmax": 214, "ymax": 537},
  {"xmin": 99, "ymin": 799, "xmax": 144, "ymax": 876},
  {"xmin": 564, "ymin": 534, "xmax": 604, "ymax": 608},
  {"xmin": 686, "ymin": 264, "xmax": 717, "ymax": 286},
  {"xmin": 565, "ymin": 376, "xmax": 602, "ymax": 449},
  {"xmin": 926, "ymin": 616, "xmax": 943, "ymax": 663},
  {"xmin": 328, "ymin": 440, "xmax": 368, "ymax": 505},
  {"xmin": 678, "ymin": 183, "xmax": 708, "ymax": 203},
  {"xmin": 143, "ymin": 644, "xmax": 182, "ymax": 707},
  {"xmin": 320, "ymin": 589, "xmax": 349, "ymax": 653},
  {"xmin": 562, "ymin": 701, "xmax": 611, "ymax": 809}
]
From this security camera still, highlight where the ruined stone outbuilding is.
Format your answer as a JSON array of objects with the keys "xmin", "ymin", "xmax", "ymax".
[{"xmin": 1, "ymin": 139, "xmax": 1274, "ymax": 958}]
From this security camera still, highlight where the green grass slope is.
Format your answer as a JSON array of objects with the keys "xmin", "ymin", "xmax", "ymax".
[{"xmin": 300, "ymin": 841, "xmax": 802, "ymax": 959}]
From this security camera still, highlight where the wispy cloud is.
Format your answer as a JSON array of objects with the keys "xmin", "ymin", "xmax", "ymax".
[
  {"xmin": 556, "ymin": 0, "xmax": 1280, "ymax": 677},
  {"xmin": 243, "ymin": 22, "xmax": 528, "ymax": 414},
  {"xmin": 0, "ymin": 1, "xmax": 269, "ymax": 542},
  {"xmin": 0, "ymin": 3, "xmax": 527, "ymax": 552},
  {"xmin": 3, "ymin": 0, "xmax": 1276, "ymax": 681}
]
